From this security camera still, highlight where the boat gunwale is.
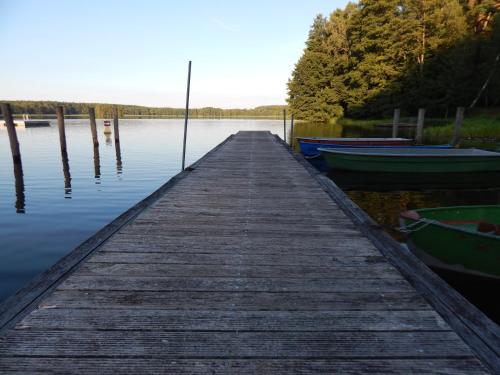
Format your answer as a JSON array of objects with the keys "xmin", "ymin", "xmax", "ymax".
[
  {"xmin": 401, "ymin": 205, "xmax": 500, "ymax": 241},
  {"xmin": 318, "ymin": 147, "xmax": 500, "ymax": 158},
  {"xmin": 297, "ymin": 137, "xmax": 412, "ymax": 142}
]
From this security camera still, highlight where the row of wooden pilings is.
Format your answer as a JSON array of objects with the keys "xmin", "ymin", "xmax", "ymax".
[
  {"xmin": 1, "ymin": 103, "xmax": 123, "ymax": 212},
  {"xmin": 281, "ymin": 107, "xmax": 464, "ymax": 147},
  {"xmin": 1, "ymin": 103, "xmax": 121, "ymax": 165},
  {"xmin": 391, "ymin": 107, "xmax": 465, "ymax": 146}
]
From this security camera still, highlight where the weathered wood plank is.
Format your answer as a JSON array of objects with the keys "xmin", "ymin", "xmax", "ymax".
[
  {"xmin": 0, "ymin": 358, "xmax": 489, "ymax": 375},
  {"xmin": 0, "ymin": 331, "xmax": 473, "ymax": 358},
  {"xmin": 41, "ymin": 290, "xmax": 431, "ymax": 311},
  {"xmin": 57, "ymin": 275, "xmax": 413, "ymax": 293},
  {"xmin": 77, "ymin": 262, "xmax": 402, "ymax": 279},
  {"xmin": 17, "ymin": 309, "xmax": 449, "ymax": 331},
  {"xmin": 87, "ymin": 252, "xmax": 388, "ymax": 267}
]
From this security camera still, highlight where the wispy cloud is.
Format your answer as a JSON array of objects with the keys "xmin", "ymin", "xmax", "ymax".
[{"xmin": 211, "ymin": 17, "xmax": 238, "ymax": 32}]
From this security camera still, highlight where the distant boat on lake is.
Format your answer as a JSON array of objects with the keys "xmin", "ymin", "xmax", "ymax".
[
  {"xmin": 0, "ymin": 114, "xmax": 50, "ymax": 128},
  {"xmin": 400, "ymin": 205, "xmax": 500, "ymax": 280},
  {"xmin": 297, "ymin": 137, "xmax": 449, "ymax": 158},
  {"xmin": 319, "ymin": 147, "xmax": 500, "ymax": 173}
]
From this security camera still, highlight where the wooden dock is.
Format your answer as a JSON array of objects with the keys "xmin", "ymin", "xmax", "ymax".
[{"xmin": 0, "ymin": 131, "xmax": 498, "ymax": 373}]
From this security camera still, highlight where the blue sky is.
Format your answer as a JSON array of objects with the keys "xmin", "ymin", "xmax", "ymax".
[{"xmin": 0, "ymin": 0, "xmax": 349, "ymax": 108}]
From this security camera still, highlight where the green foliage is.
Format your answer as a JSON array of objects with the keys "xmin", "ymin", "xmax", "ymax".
[
  {"xmin": 3, "ymin": 101, "xmax": 288, "ymax": 119},
  {"xmin": 288, "ymin": 0, "xmax": 500, "ymax": 121}
]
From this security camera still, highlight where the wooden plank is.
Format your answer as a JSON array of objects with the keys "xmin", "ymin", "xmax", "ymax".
[
  {"xmin": 41, "ymin": 290, "xmax": 431, "ymax": 311},
  {"xmin": 77, "ymin": 262, "xmax": 401, "ymax": 279},
  {"xmin": 17, "ymin": 309, "xmax": 449, "ymax": 331},
  {"xmin": 0, "ymin": 358, "xmax": 490, "ymax": 375},
  {"xmin": 56, "ymin": 275, "xmax": 413, "ymax": 293},
  {"xmin": 87, "ymin": 252, "xmax": 388, "ymax": 267},
  {"xmin": 0, "ymin": 331, "xmax": 473, "ymax": 358}
]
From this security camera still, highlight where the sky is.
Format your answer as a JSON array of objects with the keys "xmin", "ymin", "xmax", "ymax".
[{"xmin": 0, "ymin": 0, "xmax": 349, "ymax": 108}]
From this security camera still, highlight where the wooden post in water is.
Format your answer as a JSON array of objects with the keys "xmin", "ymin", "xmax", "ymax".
[
  {"xmin": 290, "ymin": 114, "xmax": 295, "ymax": 147},
  {"xmin": 88, "ymin": 107, "xmax": 99, "ymax": 147},
  {"xmin": 112, "ymin": 107, "xmax": 120, "ymax": 144},
  {"xmin": 283, "ymin": 109, "xmax": 287, "ymax": 143},
  {"xmin": 451, "ymin": 107, "xmax": 464, "ymax": 148},
  {"xmin": 56, "ymin": 106, "xmax": 68, "ymax": 155},
  {"xmin": 392, "ymin": 108, "xmax": 400, "ymax": 138},
  {"xmin": 1, "ymin": 103, "xmax": 22, "ymax": 164},
  {"xmin": 415, "ymin": 108, "xmax": 426, "ymax": 144},
  {"xmin": 182, "ymin": 60, "xmax": 192, "ymax": 171}
]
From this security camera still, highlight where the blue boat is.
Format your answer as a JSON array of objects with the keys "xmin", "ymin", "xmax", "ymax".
[{"xmin": 297, "ymin": 137, "xmax": 452, "ymax": 158}]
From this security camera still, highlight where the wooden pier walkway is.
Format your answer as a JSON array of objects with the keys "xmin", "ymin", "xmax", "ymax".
[{"xmin": 0, "ymin": 131, "xmax": 497, "ymax": 373}]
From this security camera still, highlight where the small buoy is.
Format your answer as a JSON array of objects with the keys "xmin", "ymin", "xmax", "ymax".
[{"xmin": 103, "ymin": 120, "xmax": 112, "ymax": 134}]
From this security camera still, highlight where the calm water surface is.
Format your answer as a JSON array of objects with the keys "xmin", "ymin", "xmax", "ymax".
[{"xmin": 0, "ymin": 119, "xmax": 284, "ymax": 302}]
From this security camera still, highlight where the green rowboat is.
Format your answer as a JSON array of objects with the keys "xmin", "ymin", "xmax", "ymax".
[
  {"xmin": 318, "ymin": 147, "xmax": 500, "ymax": 173},
  {"xmin": 400, "ymin": 205, "xmax": 500, "ymax": 280}
]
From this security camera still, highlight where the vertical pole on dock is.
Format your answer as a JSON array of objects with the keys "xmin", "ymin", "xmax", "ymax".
[
  {"xmin": 112, "ymin": 107, "xmax": 120, "ymax": 144},
  {"xmin": 88, "ymin": 107, "xmax": 99, "ymax": 147},
  {"xmin": 182, "ymin": 60, "xmax": 192, "ymax": 171},
  {"xmin": 1, "ymin": 103, "xmax": 22, "ymax": 164},
  {"xmin": 415, "ymin": 108, "xmax": 426, "ymax": 144},
  {"xmin": 451, "ymin": 107, "xmax": 464, "ymax": 148},
  {"xmin": 392, "ymin": 108, "xmax": 400, "ymax": 138},
  {"xmin": 283, "ymin": 109, "xmax": 287, "ymax": 143},
  {"xmin": 56, "ymin": 106, "xmax": 68, "ymax": 155},
  {"xmin": 290, "ymin": 114, "xmax": 295, "ymax": 147}
]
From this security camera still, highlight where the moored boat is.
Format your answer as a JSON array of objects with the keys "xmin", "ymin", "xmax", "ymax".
[
  {"xmin": 297, "ymin": 137, "xmax": 448, "ymax": 157},
  {"xmin": 319, "ymin": 147, "xmax": 500, "ymax": 173},
  {"xmin": 400, "ymin": 205, "xmax": 500, "ymax": 280}
]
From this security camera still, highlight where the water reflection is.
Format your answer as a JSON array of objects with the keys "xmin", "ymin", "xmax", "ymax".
[
  {"xmin": 61, "ymin": 151, "xmax": 72, "ymax": 198},
  {"xmin": 13, "ymin": 162, "xmax": 25, "ymax": 213},
  {"xmin": 115, "ymin": 141, "xmax": 123, "ymax": 175},
  {"xmin": 93, "ymin": 146, "xmax": 101, "ymax": 182},
  {"xmin": 105, "ymin": 133, "xmax": 112, "ymax": 145}
]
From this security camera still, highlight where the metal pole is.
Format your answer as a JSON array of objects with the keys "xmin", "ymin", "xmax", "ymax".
[
  {"xmin": 182, "ymin": 60, "xmax": 192, "ymax": 171},
  {"xmin": 1, "ymin": 103, "xmax": 21, "ymax": 164},
  {"xmin": 290, "ymin": 114, "xmax": 294, "ymax": 147},
  {"xmin": 392, "ymin": 108, "xmax": 400, "ymax": 138},
  {"xmin": 451, "ymin": 107, "xmax": 464, "ymax": 148},
  {"xmin": 283, "ymin": 109, "xmax": 286, "ymax": 143}
]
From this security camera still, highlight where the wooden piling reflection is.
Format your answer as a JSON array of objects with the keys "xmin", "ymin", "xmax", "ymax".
[
  {"xmin": 112, "ymin": 107, "xmax": 120, "ymax": 144},
  {"xmin": 13, "ymin": 162, "xmax": 25, "ymax": 213},
  {"xmin": 93, "ymin": 146, "xmax": 101, "ymax": 179},
  {"xmin": 61, "ymin": 152, "xmax": 72, "ymax": 196},
  {"xmin": 115, "ymin": 141, "xmax": 123, "ymax": 175}
]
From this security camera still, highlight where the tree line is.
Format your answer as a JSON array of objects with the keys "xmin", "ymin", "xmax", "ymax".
[
  {"xmin": 288, "ymin": 0, "xmax": 500, "ymax": 121},
  {"xmin": 3, "ymin": 101, "xmax": 287, "ymax": 119}
]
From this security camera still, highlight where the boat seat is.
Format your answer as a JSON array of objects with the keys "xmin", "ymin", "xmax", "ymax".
[{"xmin": 477, "ymin": 221, "xmax": 500, "ymax": 235}]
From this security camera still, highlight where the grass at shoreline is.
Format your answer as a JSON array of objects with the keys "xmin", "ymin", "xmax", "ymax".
[{"xmin": 336, "ymin": 115, "xmax": 500, "ymax": 140}]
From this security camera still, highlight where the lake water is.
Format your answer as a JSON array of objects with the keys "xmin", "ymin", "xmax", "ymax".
[{"xmin": 0, "ymin": 119, "xmax": 284, "ymax": 302}]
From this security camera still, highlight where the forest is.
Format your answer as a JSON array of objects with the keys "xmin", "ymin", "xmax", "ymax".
[
  {"xmin": 5, "ymin": 101, "xmax": 287, "ymax": 119},
  {"xmin": 287, "ymin": 0, "xmax": 500, "ymax": 121}
]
